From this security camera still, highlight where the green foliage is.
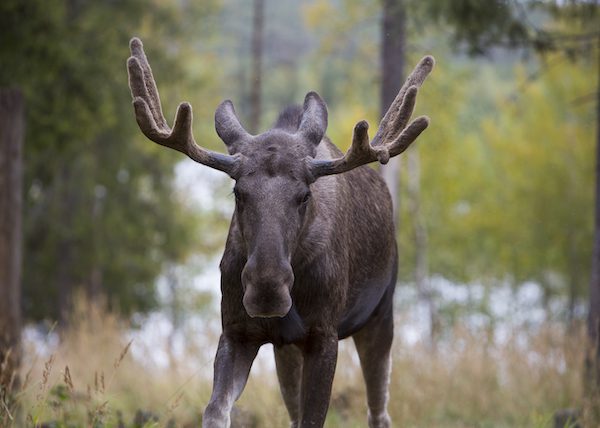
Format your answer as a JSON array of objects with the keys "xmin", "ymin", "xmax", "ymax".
[
  {"xmin": 399, "ymin": 49, "xmax": 595, "ymax": 302},
  {"xmin": 0, "ymin": 0, "xmax": 220, "ymax": 320},
  {"xmin": 301, "ymin": 0, "xmax": 596, "ymax": 312},
  {"xmin": 423, "ymin": 0, "xmax": 530, "ymax": 54},
  {"xmin": 397, "ymin": 2, "xmax": 597, "ymax": 314}
]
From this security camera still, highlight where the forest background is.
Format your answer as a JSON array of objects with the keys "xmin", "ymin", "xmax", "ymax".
[{"xmin": 0, "ymin": 0, "xmax": 599, "ymax": 426}]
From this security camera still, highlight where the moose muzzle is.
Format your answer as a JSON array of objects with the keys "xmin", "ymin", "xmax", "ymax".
[{"xmin": 241, "ymin": 258, "xmax": 294, "ymax": 318}]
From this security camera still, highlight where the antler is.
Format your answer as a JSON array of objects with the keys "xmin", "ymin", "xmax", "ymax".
[
  {"xmin": 309, "ymin": 55, "xmax": 434, "ymax": 178},
  {"xmin": 126, "ymin": 37, "xmax": 240, "ymax": 175}
]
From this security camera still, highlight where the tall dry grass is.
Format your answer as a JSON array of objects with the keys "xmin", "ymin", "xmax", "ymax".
[
  {"xmin": 2, "ymin": 301, "xmax": 593, "ymax": 427},
  {"xmin": 328, "ymin": 324, "xmax": 587, "ymax": 428},
  {"xmin": 6, "ymin": 301, "xmax": 218, "ymax": 427}
]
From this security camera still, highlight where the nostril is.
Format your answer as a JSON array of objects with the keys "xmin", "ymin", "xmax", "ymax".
[{"xmin": 242, "ymin": 261, "xmax": 294, "ymax": 291}]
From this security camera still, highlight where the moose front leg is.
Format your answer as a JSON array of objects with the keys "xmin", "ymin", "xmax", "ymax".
[
  {"xmin": 203, "ymin": 334, "xmax": 259, "ymax": 428},
  {"xmin": 299, "ymin": 333, "xmax": 338, "ymax": 427}
]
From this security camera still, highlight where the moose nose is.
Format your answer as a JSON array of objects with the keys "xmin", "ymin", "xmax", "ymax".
[{"xmin": 242, "ymin": 260, "xmax": 294, "ymax": 318}]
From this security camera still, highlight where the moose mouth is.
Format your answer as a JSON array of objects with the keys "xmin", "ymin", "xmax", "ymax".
[{"xmin": 242, "ymin": 285, "xmax": 293, "ymax": 318}]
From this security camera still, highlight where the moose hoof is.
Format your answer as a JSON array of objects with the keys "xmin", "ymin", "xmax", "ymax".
[
  {"xmin": 368, "ymin": 411, "xmax": 391, "ymax": 428},
  {"xmin": 202, "ymin": 402, "xmax": 230, "ymax": 428}
]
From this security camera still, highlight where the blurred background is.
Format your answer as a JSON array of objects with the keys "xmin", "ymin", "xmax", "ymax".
[{"xmin": 0, "ymin": 0, "xmax": 599, "ymax": 426}]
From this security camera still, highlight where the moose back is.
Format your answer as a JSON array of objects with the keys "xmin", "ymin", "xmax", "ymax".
[{"xmin": 127, "ymin": 37, "xmax": 433, "ymax": 428}]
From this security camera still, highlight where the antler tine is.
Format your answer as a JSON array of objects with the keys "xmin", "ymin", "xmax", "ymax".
[
  {"xmin": 309, "ymin": 55, "xmax": 434, "ymax": 179},
  {"xmin": 129, "ymin": 38, "xmax": 168, "ymax": 129},
  {"xmin": 126, "ymin": 37, "xmax": 239, "ymax": 176},
  {"xmin": 372, "ymin": 55, "xmax": 435, "ymax": 146},
  {"xmin": 309, "ymin": 121, "xmax": 379, "ymax": 177}
]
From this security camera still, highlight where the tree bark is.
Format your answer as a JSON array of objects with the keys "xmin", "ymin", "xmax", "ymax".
[
  {"xmin": 586, "ymin": 33, "xmax": 600, "ymax": 418},
  {"xmin": 0, "ymin": 88, "xmax": 24, "ymax": 394},
  {"xmin": 55, "ymin": 166, "xmax": 75, "ymax": 326},
  {"xmin": 407, "ymin": 149, "xmax": 438, "ymax": 346},
  {"xmin": 88, "ymin": 182, "xmax": 105, "ymax": 303},
  {"xmin": 380, "ymin": 0, "xmax": 405, "ymax": 226},
  {"xmin": 249, "ymin": 0, "xmax": 264, "ymax": 134}
]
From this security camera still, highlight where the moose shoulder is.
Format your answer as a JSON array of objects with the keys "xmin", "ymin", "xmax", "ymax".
[{"xmin": 127, "ymin": 37, "xmax": 434, "ymax": 428}]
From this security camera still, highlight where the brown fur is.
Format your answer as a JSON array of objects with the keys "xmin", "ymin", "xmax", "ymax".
[
  {"xmin": 208, "ymin": 102, "xmax": 397, "ymax": 428},
  {"xmin": 126, "ymin": 38, "xmax": 434, "ymax": 427}
]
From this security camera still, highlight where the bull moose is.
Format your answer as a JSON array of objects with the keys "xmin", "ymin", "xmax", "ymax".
[{"xmin": 126, "ymin": 37, "xmax": 433, "ymax": 428}]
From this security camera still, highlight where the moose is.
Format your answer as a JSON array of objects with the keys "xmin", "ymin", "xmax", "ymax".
[{"xmin": 127, "ymin": 37, "xmax": 433, "ymax": 428}]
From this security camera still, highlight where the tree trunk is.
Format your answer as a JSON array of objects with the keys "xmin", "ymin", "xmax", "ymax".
[
  {"xmin": 0, "ymin": 88, "xmax": 24, "ymax": 394},
  {"xmin": 586, "ymin": 34, "xmax": 600, "ymax": 420},
  {"xmin": 407, "ymin": 149, "xmax": 438, "ymax": 346},
  {"xmin": 380, "ymin": 0, "xmax": 405, "ymax": 226},
  {"xmin": 55, "ymin": 166, "xmax": 75, "ymax": 326},
  {"xmin": 88, "ymin": 182, "xmax": 105, "ymax": 303},
  {"xmin": 249, "ymin": 0, "xmax": 264, "ymax": 134},
  {"xmin": 567, "ymin": 230, "xmax": 579, "ymax": 329},
  {"xmin": 166, "ymin": 264, "xmax": 180, "ymax": 370}
]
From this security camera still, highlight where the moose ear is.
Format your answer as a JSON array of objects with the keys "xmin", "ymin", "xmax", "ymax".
[
  {"xmin": 297, "ymin": 92, "xmax": 328, "ymax": 146},
  {"xmin": 215, "ymin": 100, "xmax": 251, "ymax": 154}
]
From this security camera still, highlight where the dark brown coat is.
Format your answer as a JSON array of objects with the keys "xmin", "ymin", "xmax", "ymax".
[{"xmin": 126, "ymin": 37, "xmax": 434, "ymax": 428}]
